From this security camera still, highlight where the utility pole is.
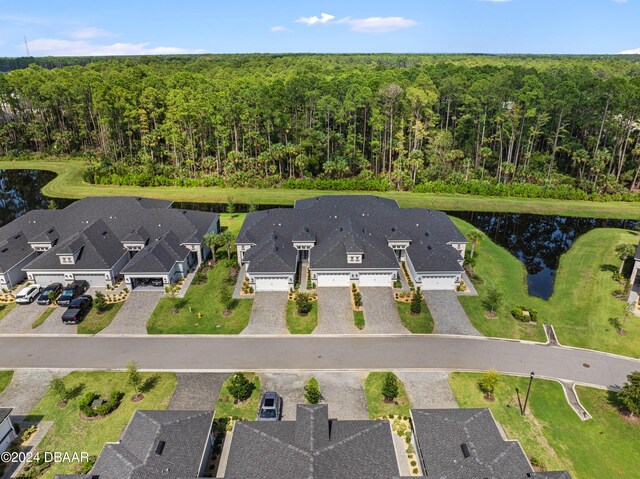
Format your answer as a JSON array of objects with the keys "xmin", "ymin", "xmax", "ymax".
[
  {"xmin": 521, "ymin": 371, "xmax": 535, "ymax": 416},
  {"xmin": 24, "ymin": 36, "xmax": 30, "ymax": 56}
]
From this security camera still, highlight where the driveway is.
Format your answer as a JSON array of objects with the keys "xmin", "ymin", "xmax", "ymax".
[
  {"xmin": 0, "ymin": 302, "xmax": 45, "ymax": 334},
  {"xmin": 360, "ymin": 288, "xmax": 406, "ymax": 334},
  {"xmin": 169, "ymin": 373, "xmax": 228, "ymax": 411},
  {"xmin": 315, "ymin": 288, "xmax": 359, "ymax": 334},
  {"xmin": 242, "ymin": 292, "xmax": 288, "ymax": 335},
  {"xmin": 395, "ymin": 372, "xmax": 458, "ymax": 409},
  {"xmin": 313, "ymin": 371, "xmax": 368, "ymax": 419},
  {"xmin": 34, "ymin": 306, "xmax": 75, "ymax": 334},
  {"xmin": 259, "ymin": 372, "xmax": 309, "ymax": 420},
  {"xmin": 100, "ymin": 291, "xmax": 162, "ymax": 335},
  {"xmin": 424, "ymin": 291, "xmax": 481, "ymax": 336},
  {"xmin": 0, "ymin": 369, "xmax": 60, "ymax": 421}
]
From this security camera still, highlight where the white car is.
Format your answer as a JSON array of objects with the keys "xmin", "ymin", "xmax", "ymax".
[{"xmin": 15, "ymin": 284, "xmax": 42, "ymax": 304}]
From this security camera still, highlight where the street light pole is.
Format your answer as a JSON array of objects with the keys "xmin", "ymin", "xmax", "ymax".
[{"xmin": 521, "ymin": 371, "xmax": 535, "ymax": 416}]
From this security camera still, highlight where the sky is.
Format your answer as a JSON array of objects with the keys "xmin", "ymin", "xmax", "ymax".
[{"xmin": 0, "ymin": 0, "xmax": 639, "ymax": 57}]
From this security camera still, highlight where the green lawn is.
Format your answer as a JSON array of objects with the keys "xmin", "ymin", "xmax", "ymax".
[
  {"xmin": 32, "ymin": 306, "xmax": 55, "ymax": 329},
  {"xmin": 0, "ymin": 302, "xmax": 15, "ymax": 321},
  {"xmin": 450, "ymin": 372, "xmax": 640, "ymax": 479},
  {"xmin": 27, "ymin": 371, "xmax": 176, "ymax": 479},
  {"xmin": 4, "ymin": 158, "xmax": 640, "ymax": 219},
  {"xmin": 77, "ymin": 302, "xmax": 124, "ymax": 334},
  {"xmin": 286, "ymin": 301, "xmax": 318, "ymax": 334},
  {"xmin": 147, "ymin": 260, "xmax": 252, "ymax": 334},
  {"xmin": 0, "ymin": 370, "xmax": 13, "ymax": 394},
  {"xmin": 364, "ymin": 372, "xmax": 411, "ymax": 419},
  {"xmin": 354, "ymin": 310, "xmax": 365, "ymax": 330},
  {"xmin": 215, "ymin": 373, "xmax": 261, "ymax": 420},
  {"xmin": 397, "ymin": 300, "xmax": 434, "ymax": 334},
  {"xmin": 455, "ymin": 218, "xmax": 640, "ymax": 357}
]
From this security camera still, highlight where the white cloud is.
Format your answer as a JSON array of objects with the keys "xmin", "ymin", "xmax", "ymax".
[
  {"xmin": 340, "ymin": 16, "xmax": 418, "ymax": 33},
  {"xmin": 271, "ymin": 25, "xmax": 288, "ymax": 32},
  {"xmin": 296, "ymin": 13, "xmax": 335, "ymax": 26},
  {"xmin": 69, "ymin": 27, "xmax": 116, "ymax": 40},
  {"xmin": 25, "ymin": 38, "xmax": 205, "ymax": 56},
  {"xmin": 619, "ymin": 48, "xmax": 640, "ymax": 54},
  {"xmin": 0, "ymin": 14, "xmax": 51, "ymax": 26}
]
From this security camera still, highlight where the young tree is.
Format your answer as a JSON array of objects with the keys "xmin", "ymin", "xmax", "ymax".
[
  {"xmin": 410, "ymin": 287, "xmax": 423, "ymax": 314},
  {"xmin": 618, "ymin": 371, "xmax": 640, "ymax": 417},
  {"xmin": 126, "ymin": 361, "xmax": 142, "ymax": 398},
  {"xmin": 227, "ymin": 373, "xmax": 253, "ymax": 402},
  {"xmin": 94, "ymin": 290, "xmax": 107, "ymax": 312},
  {"xmin": 381, "ymin": 372, "xmax": 399, "ymax": 402},
  {"xmin": 467, "ymin": 231, "xmax": 483, "ymax": 259},
  {"xmin": 219, "ymin": 285, "xmax": 234, "ymax": 314},
  {"xmin": 615, "ymin": 244, "xmax": 635, "ymax": 275},
  {"xmin": 226, "ymin": 196, "xmax": 236, "ymax": 214},
  {"xmin": 296, "ymin": 292, "xmax": 313, "ymax": 315},
  {"xmin": 478, "ymin": 370, "xmax": 499, "ymax": 398},
  {"xmin": 304, "ymin": 377, "xmax": 322, "ymax": 404},
  {"xmin": 50, "ymin": 377, "xmax": 69, "ymax": 403},
  {"xmin": 485, "ymin": 286, "xmax": 504, "ymax": 314}
]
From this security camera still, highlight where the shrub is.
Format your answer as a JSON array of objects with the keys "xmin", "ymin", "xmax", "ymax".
[
  {"xmin": 353, "ymin": 291, "xmax": 362, "ymax": 307},
  {"xmin": 126, "ymin": 361, "xmax": 142, "ymax": 396},
  {"xmin": 296, "ymin": 292, "xmax": 313, "ymax": 315},
  {"xmin": 227, "ymin": 373, "xmax": 253, "ymax": 402},
  {"xmin": 80, "ymin": 456, "xmax": 97, "ymax": 474},
  {"xmin": 21, "ymin": 425, "xmax": 36, "ymax": 443},
  {"xmin": 410, "ymin": 288, "xmax": 423, "ymax": 314},
  {"xmin": 381, "ymin": 372, "xmax": 399, "ymax": 401},
  {"xmin": 50, "ymin": 377, "xmax": 69, "ymax": 402},
  {"xmin": 484, "ymin": 286, "xmax": 503, "ymax": 313},
  {"xmin": 478, "ymin": 370, "xmax": 499, "ymax": 398},
  {"xmin": 79, "ymin": 390, "xmax": 123, "ymax": 417},
  {"xmin": 393, "ymin": 279, "xmax": 402, "ymax": 289},
  {"xmin": 304, "ymin": 377, "xmax": 322, "ymax": 404},
  {"xmin": 94, "ymin": 291, "xmax": 107, "ymax": 312},
  {"xmin": 193, "ymin": 271, "xmax": 207, "ymax": 285},
  {"xmin": 618, "ymin": 371, "xmax": 640, "ymax": 417},
  {"xmin": 218, "ymin": 285, "xmax": 234, "ymax": 313},
  {"xmin": 511, "ymin": 305, "xmax": 539, "ymax": 322}
]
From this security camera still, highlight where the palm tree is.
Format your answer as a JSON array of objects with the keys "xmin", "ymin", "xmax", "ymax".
[
  {"xmin": 216, "ymin": 230, "xmax": 236, "ymax": 261},
  {"xmin": 203, "ymin": 232, "xmax": 218, "ymax": 263},
  {"xmin": 615, "ymin": 243, "xmax": 635, "ymax": 275},
  {"xmin": 467, "ymin": 231, "xmax": 484, "ymax": 259}
]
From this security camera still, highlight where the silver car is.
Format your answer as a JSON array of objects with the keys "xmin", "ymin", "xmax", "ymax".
[
  {"xmin": 15, "ymin": 284, "xmax": 42, "ymax": 304},
  {"xmin": 258, "ymin": 392, "xmax": 283, "ymax": 421}
]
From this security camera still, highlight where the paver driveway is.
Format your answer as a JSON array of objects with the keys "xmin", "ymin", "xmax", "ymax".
[
  {"xmin": 100, "ymin": 291, "xmax": 161, "ymax": 335},
  {"xmin": 242, "ymin": 292, "xmax": 288, "ymax": 335},
  {"xmin": 0, "ymin": 369, "xmax": 61, "ymax": 420},
  {"xmin": 315, "ymin": 288, "xmax": 359, "ymax": 334},
  {"xmin": 395, "ymin": 372, "xmax": 458, "ymax": 409},
  {"xmin": 360, "ymin": 287, "xmax": 406, "ymax": 334},
  {"xmin": 0, "ymin": 302, "xmax": 45, "ymax": 334},
  {"xmin": 313, "ymin": 371, "xmax": 368, "ymax": 419},
  {"xmin": 424, "ymin": 291, "xmax": 481, "ymax": 336},
  {"xmin": 169, "ymin": 373, "xmax": 228, "ymax": 410},
  {"xmin": 34, "ymin": 306, "xmax": 75, "ymax": 334},
  {"xmin": 259, "ymin": 372, "xmax": 309, "ymax": 420}
]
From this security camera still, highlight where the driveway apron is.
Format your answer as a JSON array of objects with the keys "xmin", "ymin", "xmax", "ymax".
[
  {"xmin": 100, "ymin": 291, "xmax": 161, "ymax": 335},
  {"xmin": 242, "ymin": 292, "xmax": 288, "ymax": 335},
  {"xmin": 424, "ymin": 291, "xmax": 481, "ymax": 336},
  {"xmin": 315, "ymin": 288, "xmax": 359, "ymax": 334},
  {"xmin": 0, "ymin": 302, "xmax": 45, "ymax": 334},
  {"xmin": 360, "ymin": 287, "xmax": 406, "ymax": 334}
]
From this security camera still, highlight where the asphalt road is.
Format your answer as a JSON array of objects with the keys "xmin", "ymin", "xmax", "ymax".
[{"xmin": 0, "ymin": 334, "xmax": 638, "ymax": 390}]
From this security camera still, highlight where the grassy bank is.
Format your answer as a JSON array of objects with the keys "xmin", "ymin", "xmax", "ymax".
[
  {"xmin": 3, "ymin": 158, "xmax": 640, "ymax": 219},
  {"xmin": 0, "ymin": 370, "xmax": 13, "ymax": 394},
  {"xmin": 0, "ymin": 303, "xmax": 16, "ymax": 322},
  {"xmin": 215, "ymin": 373, "xmax": 261, "ymax": 420},
  {"xmin": 27, "ymin": 371, "xmax": 176, "ymax": 479},
  {"xmin": 364, "ymin": 372, "xmax": 411, "ymax": 419},
  {"xmin": 77, "ymin": 302, "xmax": 124, "ymax": 334},
  {"xmin": 286, "ymin": 301, "xmax": 318, "ymax": 334},
  {"xmin": 455, "ymin": 218, "xmax": 640, "ymax": 357},
  {"xmin": 397, "ymin": 299, "xmax": 434, "ymax": 334},
  {"xmin": 450, "ymin": 372, "xmax": 640, "ymax": 479},
  {"xmin": 32, "ymin": 307, "xmax": 55, "ymax": 329}
]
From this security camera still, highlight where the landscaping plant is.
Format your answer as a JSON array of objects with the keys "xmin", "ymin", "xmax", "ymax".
[
  {"xmin": 304, "ymin": 377, "xmax": 322, "ymax": 404},
  {"xmin": 618, "ymin": 371, "xmax": 640, "ymax": 417},
  {"xmin": 295, "ymin": 292, "xmax": 313, "ymax": 315},
  {"xmin": 50, "ymin": 377, "xmax": 69, "ymax": 406},
  {"xmin": 410, "ymin": 288, "xmax": 423, "ymax": 314},
  {"xmin": 484, "ymin": 285, "xmax": 504, "ymax": 315},
  {"xmin": 93, "ymin": 290, "xmax": 107, "ymax": 312},
  {"xmin": 126, "ymin": 361, "xmax": 143, "ymax": 400},
  {"xmin": 227, "ymin": 373, "xmax": 253, "ymax": 403},
  {"xmin": 478, "ymin": 370, "xmax": 499, "ymax": 399},
  {"xmin": 382, "ymin": 372, "xmax": 399, "ymax": 402}
]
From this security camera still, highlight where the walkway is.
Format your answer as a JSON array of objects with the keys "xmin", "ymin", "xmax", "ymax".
[
  {"xmin": 99, "ymin": 291, "xmax": 161, "ymax": 335},
  {"xmin": 424, "ymin": 291, "xmax": 481, "ymax": 336},
  {"xmin": 0, "ymin": 369, "xmax": 60, "ymax": 421},
  {"xmin": 242, "ymin": 292, "xmax": 288, "ymax": 335},
  {"xmin": 360, "ymin": 288, "xmax": 406, "ymax": 334},
  {"xmin": 315, "ymin": 288, "xmax": 359, "ymax": 334},
  {"xmin": 0, "ymin": 335, "xmax": 637, "ymax": 390}
]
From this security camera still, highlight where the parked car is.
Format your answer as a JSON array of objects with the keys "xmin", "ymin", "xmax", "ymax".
[
  {"xmin": 15, "ymin": 284, "xmax": 42, "ymax": 304},
  {"xmin": 37, "ymin": 283, "xmax": 63, "ymax": 305},
  {"xmin": 257, "ymin": 392, "xmax": 283, "ymax": 421},
  {"xmin": 57, "ymin": 280, "xmax": 90, "ymax": 307},
  {"xmin": 62, "ymin": 295, "xmax": 93, "ymax": 324}
]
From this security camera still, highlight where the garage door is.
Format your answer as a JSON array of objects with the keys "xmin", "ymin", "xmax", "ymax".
[
  {"xmin": 420, "ymin": 276, "xmax": 457, "ymax": 290},
  {"xmin": 32, "ymin": 274, "xmax": 65, "ymax": 287},
  {"xmin": 359, "ymin": 273, "xmax": 393, "ymax": 287},
  {"xmin": 254, "ymin": 277, "xmax": 290, "ymax": 292},
  {"xmin": 316, "ymin": 273, "xmax": 351, "ymax": 287},
  {"xmin": 74, "ymin": 274, "xmax": 107, "ymax": 287}
]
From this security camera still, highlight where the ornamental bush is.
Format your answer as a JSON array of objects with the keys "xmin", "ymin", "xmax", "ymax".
[
  {"xmin": 79, "ymin": 390, "xmax": 124, "ymax": 417},
  {"xmin": 227, "ymin": 373, "xmax": 253, "ymax": 402},
  {"xmin": 382, "ymin": 372, "xmax": 399, "ymax": 401},
  {"xmin": 304, "ymin": 377, "xmax": 323, "ymax": 404},
  {"xmin": 410, "ymin": 288, "xmax": 423, "ymax": 314}
]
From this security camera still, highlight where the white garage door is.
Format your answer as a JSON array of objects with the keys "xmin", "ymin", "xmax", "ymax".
[
  {"xmin": 254, "ymin": 277, "xmax": 290, "ymax": 292},
  {"xmin": 32, "ymin": 274, "xmax": 65, "ymax": 287},
  {"xmin": 420, "ymin": 275, "xmax": 457, "ymax": 290},
  {"xmin": 316, "ymin": 273, "xmax": 351, "ymax": 287},
  {"xmin": 75, "ymin": 274, "xmax": 107, "ymax": 287},
  {"xmin": 359, "ymin": 273, "xmax": 393, "ymax": 287}
]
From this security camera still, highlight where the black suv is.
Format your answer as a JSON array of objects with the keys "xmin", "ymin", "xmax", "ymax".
[
  {"xmin": 37, "ymin": 283, "xmax": 63, "ymax": 305},
  {"xmin": 57, "ymin": 280, "xmax": 90, "ymax": 307},
  {"xmin": 62, "ymin": 295, "xmax": 93, "ymax": 324}
]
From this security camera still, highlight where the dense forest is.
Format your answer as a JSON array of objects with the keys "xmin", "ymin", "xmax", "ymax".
[{"xmin": 2, "ymin": 54, "xmax": 640, "ymax": 200}]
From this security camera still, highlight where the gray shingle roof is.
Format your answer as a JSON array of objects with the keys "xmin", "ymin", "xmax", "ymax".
[
  {"xmin": 89, "ymin": 410, "xmax": 213, "ymax": 479},
  {"xmin": 0, "ymin": 197, "xmax": 218, "ymax": 275},
  {"xmin": 121, "ymin": 232, "xmax": 187, "ymax": 274},
  {"xmin": 0, "ymin": 407, "xmax": 12, "ymax": 423},
  {"xmin": 0, "ymin": 232, "xmax": 33, "ymax": 271},
  {"xmin": 224, "ymin": 404, "xmax": 399, "ymax": 479},
  {"xmin": 237, "ymin": 196, "xmax": 465, "ymax": 274}
]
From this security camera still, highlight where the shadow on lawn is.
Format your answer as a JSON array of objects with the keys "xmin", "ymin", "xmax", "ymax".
[{"xmin": 140, "ymin": 374, "xmax": 161, "ymax": 393}]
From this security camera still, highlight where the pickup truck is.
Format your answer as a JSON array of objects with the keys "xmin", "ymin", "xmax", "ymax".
[{"xmin": 61, "ymin": 295, "xmax": 93, "ymax": 324}]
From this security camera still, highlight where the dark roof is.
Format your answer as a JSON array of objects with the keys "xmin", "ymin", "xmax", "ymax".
[
  {"xmin": 224, "ymin": 404, "xmax": 400, "ymax": 479},
  {"xmin": 237, "ymin": 196, "xmax": 465, "ymax": 274},
  {"xmin": 0, "ymin": 407, "xmax": 12, "ymax": 423},
  {"xmin": 0, "ymin": 232, "xmax": 34, "ymax": 271},
  {"xmin": 0, "ymin": 197, "xmax": 218, "ymax": 274},
  {"xmin": 123, "ymin": 226, "xmax": 150, "ymax": 244},
  {"xmin": 121, "ymin": 232, "xmax": 187, "ymax": 274},
  {"xmin": 89, "ymin": 410, "xmax": 213, "ymax": 479},
  {"xmin": 411, "ymin": 409, "xmax": 571, "ymax": 479}
]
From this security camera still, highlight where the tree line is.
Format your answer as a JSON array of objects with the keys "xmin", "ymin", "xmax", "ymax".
[{"xmin": 1, "ymin": 54, "xmax": 640, "ymax": 200}]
